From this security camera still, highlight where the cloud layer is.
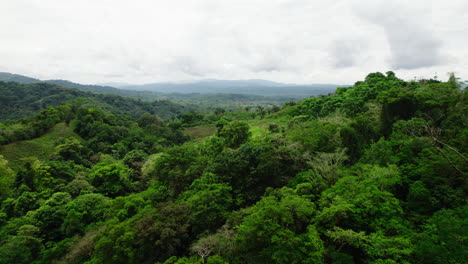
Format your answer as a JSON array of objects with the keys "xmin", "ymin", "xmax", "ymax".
[
  {"xmin": 355, "ymin": 1, "xmax": 446, "ymax": 69},
  {"xmin": 0, "ymin": 0, "xmax": 466, "ymax": 84}
]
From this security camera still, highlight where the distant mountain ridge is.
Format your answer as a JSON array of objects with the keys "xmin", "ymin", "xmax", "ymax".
[
  {"xmin": 120, "ymin": 79, "xmax": 344, "ymax": 96},
  {"xmin": 0, "ymin": 72, "xmax": 346, "ymax": 96},
  {"xmin": 0, "ymin": 81, "xmax": 189, "ymax": 121},
  {"xmin": 0, "ymin": 72, "xmax": 40, "ymax": 83},
  {"xmin": 0, "ymin": 72, "xmax": 308, "ymax": 110},
  {"xmin": 0, "ymin": 72, "xmax": 163, "ymax": 100},
  {"xmin": 0, "ymin": 72, "xmax": 121, "ymax": 92}
]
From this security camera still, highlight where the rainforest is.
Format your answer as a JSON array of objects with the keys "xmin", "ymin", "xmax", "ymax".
[{"xmin": 0, "ymin": 71, "xmax": 466, "ymax": 264}]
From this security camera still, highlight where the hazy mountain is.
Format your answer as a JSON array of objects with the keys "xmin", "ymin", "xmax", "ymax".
[
  {"xmin": 121, "ymin": 79, "xmax": 345, "ymax": 96},
  {"xmin": 0, "ymin": 72, "xmax": 165, "ymax": 100},
  {"xmin": 0, "ymin": 72, "xmax": 346, "ymax": 97},
  {"xmin": 0, "ymin": 72, "xmax": 122, "ymax": 93},
  {"xmin": 44, "ymin": 79, "xmax": 124, "ymax": 94},
  {"xmin": 0, "ymin": 81, "xmax": 189, "ymax": 121},
  {"xmin": 97, "ymin": 82, "xmax": 134, "ymax": 88},
  {"xmin": 0, "ymin": 72, "xmax": 41, "ymax": 83}
]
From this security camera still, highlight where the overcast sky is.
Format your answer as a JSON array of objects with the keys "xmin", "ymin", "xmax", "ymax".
[{"xmin": 1, "ymin": 0, "xmax": 467, "ymax": 85}]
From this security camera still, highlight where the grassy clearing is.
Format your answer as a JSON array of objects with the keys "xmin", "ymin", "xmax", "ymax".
[
  {"xmin": 0, "ymin": 123, "xmax": 81, "ymax": 169},
  {"xmin": 184, "ymin": 116, "xmax": 290, "ymax": 142},
  {"xmin": 184, "ymin": 124, "xmax": 217, "ymax": 142},
  {"xmin": 247, "ymin": 117, "xmax": 289, "ymax": 139}
]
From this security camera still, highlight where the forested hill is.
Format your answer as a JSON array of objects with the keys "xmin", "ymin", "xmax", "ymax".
[
  {"xmin": 0, "ymin": 72, "xmax": 40, "ymax": 83},
  {"xmin": 0, "ymin": 72, "xmax": 164, "ymax": 100},
  {"xmin": 0, "ymin": 72, "xmax": 340, "ymax": 101},
  {"xmin": 0, "ymin": 81, "xmax": 189, "ymax": 121},
  {"xmin": 0, "ymin": 72, "xmax": 466, "ymax": 264}
]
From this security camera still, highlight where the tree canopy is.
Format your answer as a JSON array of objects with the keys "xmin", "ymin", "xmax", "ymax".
[{"xmin": 0, "ymin": 72, "xmax": 466, "ymax": 264}]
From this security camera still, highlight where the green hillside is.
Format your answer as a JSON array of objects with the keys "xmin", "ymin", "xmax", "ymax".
[
  {"xmin": 0, "ymin": 123, "xmax": 80, "ymax": 169},
  {"xmin": 0, "ymin": 72, "xmax": 321, "ymax": 108},
  {"xmin": 0, "ymin": 72, "xmax": 466, "ymax": 264},
  {"xmin": 0, "ymin": 72, "xmax": 40, "ymax": 83},
  {"xmin": 0, "ymin": 81, "xmax": 189, "ymax": 121}
]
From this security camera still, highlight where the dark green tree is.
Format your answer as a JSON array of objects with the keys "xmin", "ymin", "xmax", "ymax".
[{"xmin": 217, "ymin": 121, "xmax": 251, "ymax": 148}]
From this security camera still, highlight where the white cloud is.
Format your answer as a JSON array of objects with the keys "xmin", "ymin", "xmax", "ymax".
[
  {"xmin": 354, "ymin": 0, "xmax": 446, "ymax": 69},
  {"xmin": 0, "ymin": 0, "xmax": 466, "ymax": 85}
]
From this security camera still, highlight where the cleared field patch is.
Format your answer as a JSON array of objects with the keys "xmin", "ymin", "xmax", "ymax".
[
  {"xmin": 0, "ymin": 123, "xmax": 81, "ymax": 168},
  {"xmin": 184, "ymin": 124, "xmax": 217, "ymax": 141},
  {"xmin": 247, "ymin": 117, "xmax": 288, "ymax": 139}
]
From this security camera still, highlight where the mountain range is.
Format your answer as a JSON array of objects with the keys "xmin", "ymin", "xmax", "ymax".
[{"xmin": 0, "ymin": 72, "xmax": 345, "ymax": 97}]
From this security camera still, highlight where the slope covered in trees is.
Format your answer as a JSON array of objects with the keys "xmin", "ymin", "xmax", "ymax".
[
  {"xmin": 0, "ymin": 72, "xmax": 337, "ymax": 109},
  {"xmin": 0, "ymin": 72, "xmax": 139, "ymax": 95},
  {"xmin": 0, "ymin": 72, "xmax": 466, "ymax": 264},
  {"xmin": 0, "ymin": 81, "xmax": 189, "ymax": 121}
]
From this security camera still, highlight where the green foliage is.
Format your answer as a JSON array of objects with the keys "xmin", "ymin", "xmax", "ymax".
[
  {"xmin": 0, "ymin": 123, "xmax": 81, "ymax": 169},
  {"xmin": 34, "ymin": 160, "xmax": 76, "ymax": 191},
  {"xmin": 54, "ymin": 137, "xmax": 89, "ymax": 165},
  {"xmin": 0, "ymin": 232, "xmax": 44, "ymax": 264},
  {"xmin": 0, "ymin": 81, "xmax": 188, "ymax": 121},
  {"xmin": 0, "ymin": 156, "xmax": 15, "ymax": 200},
  {"xmin": 88, "ymin": 162, "xmax": 132, "ymax": 197},
  {"xmin": 217, "ymin": 120, "xmax": 251, "ymax": 148},
  {"xmin": 360, "ymin": 137, "xmax": 399, "ymax": 166},
  {"xmin": 414, "ymin": 206, "xmax": 468, "ymax": 264},
  {"xmin": 62, "ymin": 194, "xmax": 110, "ymax": 235},
  {"xmin": 0, "ymin": 72, "xmax": 466, "ymax": 264},
  {"xmin": 211, "ymin": 138, "xmax": 307, "ymax": 206},
  {"xmin": 234, "ymin": 187, "xmax": 323, "ymax": 264},
  {"xmin": 145, "ymin": 144, "xmax": 204, "ymax": 196},
  {"xmin": 308, "ymin": 148, "xmax": 348, "ymax": 185},
  {"xmin": 287, "ymin": 119, "xmax": 341, "ymax": 152},
  {"xmin": 64, "ymin": 173, "xmax": 96, "ymax": 197},
  {"xmin": 91, "ymin": 202, "xmax": 191, "ymax": 264},
  {"xmin": 178, "ymin": 111, "xmax": 205, "ymax": 126},
  {"xmin": 318, "ymin": 165, "xmax": 403, "ymax": 232},
  {"xmin": 180, "ymin": 173, "xmax": 232, "ymax": 234}
]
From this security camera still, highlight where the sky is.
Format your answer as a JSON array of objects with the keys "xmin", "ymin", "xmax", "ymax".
[{"xmin": 1, "ymin": 0, "xmax": 467, "ymax": 85}]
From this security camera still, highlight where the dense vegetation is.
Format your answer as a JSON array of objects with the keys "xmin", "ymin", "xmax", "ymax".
[
  {"xmin": 0, "ymin": 72, "xmax": 466, "ymax": 264},
  {"xmin": 0, "ymin": 72, "xmax": 336, "ymax": 111},
  {"xmin": 0, "ymin": 81, "xmax": 190, "ymax": 121}
]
